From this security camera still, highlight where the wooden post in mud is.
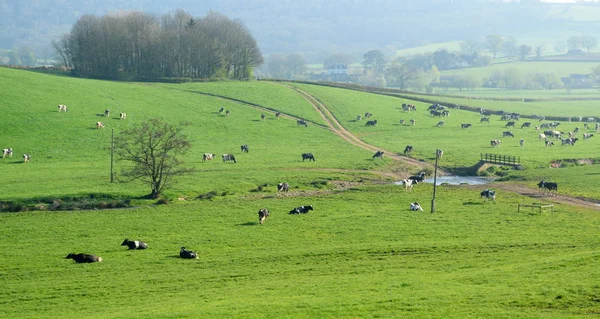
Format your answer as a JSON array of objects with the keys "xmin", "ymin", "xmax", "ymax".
[{"xmin": 431, "ymin": 149, "xmax": 440, "ymax": 213}]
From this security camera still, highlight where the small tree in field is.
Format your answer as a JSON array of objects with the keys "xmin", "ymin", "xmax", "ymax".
[{"xmin": 116, "ymin": 119, "xmax": 194, "ymax": 199}]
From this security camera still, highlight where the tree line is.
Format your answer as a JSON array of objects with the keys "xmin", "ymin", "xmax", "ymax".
[{"xmin": 53, "ymin": 10, "xmax": 263, "ymax": 80}]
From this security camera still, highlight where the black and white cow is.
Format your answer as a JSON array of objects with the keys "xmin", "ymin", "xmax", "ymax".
[
  {"xmin": 365, "ymin": 120, "xmax": 378, "ymax": 126},
  {"xmin": 261, "ymin": 113, "xmax": 266, "ymax": 120},
  {"xmin": 502, "ymin": 131, "xmax": 515, "ymax": 138},
  {"xmin": 276, "ymin": 112, "xmax": 281, "ymax": 119},
  {"xmin": 480, "ymin": 189, "xmax": 496, "ymax": 202},
  {"xmin": 58, "ymin": 104, "xmax": 68, "ymax": 112},
  {"xmin": 277, "ymin": 182, "xmax": 290, "ymax": 192},
  {"xmin": 401, "ymin": 179, "xmax": 417, "ymax": 191},
  {"xmin": 364, "ymin": 112, "xmax": 372, "ymax": 118},
  {"xmin": 480, "ymin": 117, "xmax": 490, "ymax": 123},
  {"xmin": 410, "ymin": 202, "xmax": 423, "ymax": 211},
  {"xmin": 297, "ymin": 119, "xmax": 308, "ymax": 127},
  {"xmin": 258, "ymin": 208, "xmax": 270, "ymax": 225},
  {"xmin": 537, "ymin": 180, "xmax": 558, "ymax": 196},
  {"xmin": 66, "ymin": 253, "xmax": 102, "ymax": 263},
  {"xmin": 222, "ymin": 154, "xmax": 237, "ymax": 163},
  {"xmin": 241, "ymin": 144, "xmax": 249, "ymax": 153},
  {"xmin": 302, "ymin": 153, "xmax": 315, "ymax": 161},
  {"xmin": 218, "ymin": 107, "xmax": 224, "ymax": 113},
  {"xmin": 2, "ymin": 148, "xmax": 13, "ymax": 158},
  {"xmin": 583, "ymin": 133, "xmax": 594, "ymax": 140},
  {"xmin": 545, "ymin": 139, "xmax": 555, "ymax": 147},
  {"xmin": 521, "ymin": 122, "xmax": 531, "ymax": 128},
  {"xmin": 179, "ymin": 247, "xmax": 199, "ymax": 259},
  {"xmin": 23, "ymin": 154, "xmax": 31, "ymax": 163},
  {"xmin": 408, "ymin": 171, "xmax": 426, "ymax": 183},
  {"xmin": 490, "ymin": 140, "xmax": 501, "ymax": 147},
  {"xmin": 104, "ymin": 109, "xmax": 110, "ymax": 117},
  {"xmin": 356, "ymin": 115, "xmax": 362, "ymax": 121},
  {"xmin": 404, "ymin": 145, "xmax": 413, "ymax": 155},
  {"xmin": 121, "ymin": 239, "xmax": 148, "ymax": 250},
  {"xmin": 373, "ymin": 151, "xmax": 384, "ymax": 159},
  {"xmin": 203, "ymin": 153, "xmax": 215, "ymax": 162},
  {"xmin": 505, "ymin": 121, "xmax": 515, "ymax": 128},
  {"xmin": 289, "ymin": 205, "xmax": 314, "ymax": 214},
  {"xmin": 461, "ymin": 123, "xmax": 472, "ymax": 129},
  {"xmin": 436, "ymin": 149, "xmax": 444, "ymax": 158}
]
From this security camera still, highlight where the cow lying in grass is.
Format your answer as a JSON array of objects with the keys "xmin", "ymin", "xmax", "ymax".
[
  {"xmin": 66, "ymin": 253, "xmax": 102, "ymax": 263},
  {"xmin": 96, "ymin": 122, "xmax": 105, "ymax": 129},
  {"xmin": 58, "ymin": 104, "xmax": 68, "ymax": 112},
  {"xmin": 121, "ymin": 239, "xmax": 148, "ymax": 250},
  {"xmin": 289, "ymin": 205, "xmax": 313, "ymax": 214},
  {"xmin": 410, "ymin": 202, "xmax": 423, "ymax": 211},
  {"xmin": 180, "ymin": 247, "xmax": 199, "ymax": 259}
]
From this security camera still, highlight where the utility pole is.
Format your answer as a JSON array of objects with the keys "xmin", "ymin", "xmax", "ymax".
[
  {"xmin": 431, "ymin": 149, "xmax": 440, "ymax": 213},
  {"xmin": 110, "ymin": 128, "xmax": 114, "ymax": 183}
]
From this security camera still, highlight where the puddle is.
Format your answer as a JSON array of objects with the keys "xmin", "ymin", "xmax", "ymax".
[{"xmin": 396, "ymin": 176, "xmax": 492, "ymax": 186}]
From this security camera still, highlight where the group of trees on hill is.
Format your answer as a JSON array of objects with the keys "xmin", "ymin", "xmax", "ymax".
[{"xmin": 52, "ymin": 10, "xmax": 263, "ymax": 80}]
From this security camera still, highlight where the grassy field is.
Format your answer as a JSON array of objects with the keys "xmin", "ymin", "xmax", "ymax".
[
  {"xmin": 1, "ymin": 68, "xmax": 600, "ymax": 317},
  {"xmin": 440, "ymin": 61, "xmax": 600, "ymax": 80},
  {"xmin": 1, "ymin": 184, "xmax": 599, "ymax": 318},
  {"xmin": 431, "ymin": 88, "xmax": 600, "ymax": 99}
]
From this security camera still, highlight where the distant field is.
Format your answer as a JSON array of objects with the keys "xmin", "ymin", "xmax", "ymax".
[
  {"xmin": 440, "ymin": 61, "xmax": 600, "ymax": 79},
  {"xmin": 396, "ymin": 41, "xmax": 461, "ymax": 57},
  {"xmin": 431, "ymin": 88, "xmax": 600, "ymax": 99}
]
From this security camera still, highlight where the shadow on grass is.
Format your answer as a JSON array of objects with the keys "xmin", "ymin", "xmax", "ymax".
[
  {"xmin": 237, "ymin": 221, "xmax": 259, "ymax": 226},
  {"xmin": 462, "ymin": 201, "xmax": 484, "ymax": 205}
]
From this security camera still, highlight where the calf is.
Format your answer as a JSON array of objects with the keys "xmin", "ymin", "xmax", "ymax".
[
  {"xmin": 241, "ymin": 144, "xmax": 249, "ymax": 153},
  {"xmin": 104, "ymin": 109, "xmax": 110, "ymax": 117},
  {"xmin": 261, "ymin": 113, "xmax": 266, "ymax": 120},
  {"xmin": 519, "ymin": 139, "xmax": 525, "ymax": 147},
  {"xmin": 179, "ymin": 247, "xmax": 199, "ymax": 259},
  {"xmin": 23, "ymin": 154, "xmax": 31, "ymax": 163},
  {"xmin": 96, "ymin": 122, "xmax": 105, "ymax": 129},
  {"xmin": 2, "ymin": 148, "xmax": 13, "ymax": 158},
  {"xmin": 289, "ymin": 205, "xmax": 314, "ymax": 214},
  {"xmin": 225, "ymin": 110, "xmax": 230, "ymax": 116},
  {"xmin": 373, "ymin": 151, "xmax": 384, "ymax": 159},
  {"xmin": 202, "ymin": 153, "xmax": 215, "ymax": 162},
  {"xmin": 490, "ymin": 139, "xmax": 501, "ymax": 147},
  {"xmin": 258, "ymin": 208, "xmax": 270, "ymax": 225},
  {"xmin": 480, "ymin": 189, "xmax": 496, "ymax": 202},
  {"xmin": 222, "ymin": 154, "xmax": 237, "ymax": 163},
  {"xmin": 545, "ymin": 139, "xmax": 554, "ymax": 147},
  {"xmin": 121, "ymin": 239, "xmax": 148, "ymax": 250},
  {"xmin": 502, "ymin": 131, "xmax": 514, "ymax": 138},
  {"xmin": 404, "ymin": 145, "xmax": 413, "ymax": 155},
  {"xmin": 410, "ymin": 119, "xmax": 416, "ymax": 126},
  {"xmin": 365, "ymin": 120, "xmax": 378, "ymax": 126},
  {"xmin": 58, "ymin": 104, "xmax": 68, "ymax": 112},
  {"xmin": 410, "ymin": 202, "xmax": 423, "ymax": 211},
  {"xmin": 66, "ymin": 253, "xmax": 102, "ymax": 263},
  {"xmin": 302, "ymin": 153, "xmax": 315, "ymax": 161},
  {"xmin": 399, "ymin": 119, "xmax": 405, "ymax": 125},
  {"xmin": 356, "ymin": 115, "xmax": 362, "ymax": 121},
  {"xmin": 277, "ymin": 182, "xmax": 290, "ymax": 192},
  {"xmin": 119, "ymin": 112, "xmax": 126, "ymax": 120},
  {"xmin": 461, "ymin": 123, "xmax": 472, "ymax": 129},
  {"xmin": 297, "ymin": 119, "xmax": 308, "ymax": 127},
  {"xmin": 364, "ymin": 112, "xmax": 372, "ymax": 118}
]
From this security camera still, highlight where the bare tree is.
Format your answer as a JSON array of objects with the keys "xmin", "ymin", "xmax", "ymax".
[
  {"xmin": 115, "ymin": 119, "xmax": 194, "ymax": 199},
  {"xmin": 581, "ymin": 35, "xmax": 597, "ymax": 54},
  {"xmin": 502, "ymin": 37, "xmax": 518, "ymax": 60},
  {"xmin": 485, "ymin": 34, "xmax": 503, "ymax": 59},
  {"xmin": 385, "ymin": 57, "xmax": 420, "ymax": 89}
]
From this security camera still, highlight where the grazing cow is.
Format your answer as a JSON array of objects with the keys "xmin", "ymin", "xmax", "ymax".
[
  {"xmin": 583, "ymin": 123, "xmax": 589, "ymax": 129},
  {"xmin": 538, "ymin": 180, "xmax": 558, "ymax": 196},
  {"xmin": 277, "ymin": 182, "xmax": 290, "ymax": 193},
  {"xmin": 302, "ymin": 153, "xmax": 315, "ymax": 161},
  {"xmin": 364, "ymin": 112, "xmax": 372, "ymax": 118},
  {"xmin": 66, "ymin": 253, "xmax": 102, "ymax": 263},
  {"xmin": 436, "ymin": 149, "xmax": 444, "ymax": 158},
  {"xmin": 480, "ymin": 117, "xmax": 490, "ymax": 123},
  {"xmin": 574, "ymin": 127, "xmax": 580, "ymax": 134},
  {"xmin": 241, "ymin": 144, "xmax": 249, "ymax": 153},
  {"xmin": 373, "ymin": 151, "xmax": 384, "ymax": 159},
  {"xmin": 490, "ymin": 140, "xmax": 501, "ymax": 147},
  {"xmin": 561, "ymin": 138, "xmax": 578, "ymax": 146},
  {"xmin": 430, "ymin": 110, "xmax": 442, "ymax": 117},
  {"xmin": 276, "ymin": 112, "xmax": 281, "ymax": 119},
  {"xmin": 410, "ymin": 119, "xmax": 416, "ymax": 126},
  {"xmin": 461, "ymin": 123, "xmax": 472, "ymax": 129},
  {"xmin": 202, "ymin": 153, "xmax": 215, "ymax": 162},
  {"xmin": 179, "ymin": 247, "xmax": 199, "ymax": 259},
  {"xmin": 121, "ymin": 239, "xmax": 148, "ymax": 250},
  {"xmin": 519, "ymin": 139, "xmax": 525, "ymax": 147},
  {"xmin": 545, "ymin": 139, "xmax": 554, "ymax": 147},
  {"xmin": 535, "ymin": 126, "xmax": 540, "ymax": 132},
  {"xmin": 96, "ymin": 122, "xmax": 105, "ymax": 129},
  {"xmin": 218, "ymin": 107, "xmax": 224, "ymax": 113},
  {"xmin": 596, "ymin": 123, "xmax": 600, "ymax": 131},
  {"xmin": 502, "ymin": 131, "xmax": 515, "ymax": 138},
  {"xmin": 297, "ymin": 119, "xmax": 308, "ymax": 127},
  {"xmin": 104, "ymin": 109, "xmax": 110, "ymax": 117},
  {"xmin": 23, "ymin": 154, "xmax": 31, "ymax": 163},
  {"xmin": 402, "ymin": 179, "xmax": 416, "ymax": 191},
  {"xmin": 480, "ymin": 189, "xmax": 496, "ymax": 202},
  {"xmin": 410, "ymin": 202, "xmax": 423, "ymax": 211},
  {"xmin": 505, "ymin": 121, "xmax": 515, "ymax": 128},
  {"xmin": 356, "ymin": 115, "xmax": 362, "ymax": 121},
  {"xmin": 225, "ymin": 110, "xmax": 230, "ymax": 116},
  {"xmin": 408, "ymin": 171, "xmax": 426, "ymax": 183},
  {"xmin": 119, "ymin": 112, "xmax": 126, "ymax": 120},
  {"xmin": 399, "ymin": 119, "xmax": 405, "ymax": 125},
  {"xmin": 258, "ymin": 208, "xmax": 270, "ymax": 225},
  {"xmin": 436, "ymin": 121, "xmax": 445, "ymax": 127},
  {"xmin": 2, "ymin": 148, "xmax": 13, "ymax": 158},
  {"xmin": 404, "ymin": 145, "xmax": 413, "ymax": 155},
  {"xmin": 539, "ymin": 133, "xmax": 546, "ymax": 140},
  {"xmin": 222, "ymin": 154, "xmax": 237, "ymax": 163},
  {"xmin": 261, "ymin": 113, "xmax": 266, "ymax": 120},
  {"xmin": 441, "ymin": 110, "xmax": 449, "ymax": 117},
  {"xmin": 58, "ymin": 104, "xmax": 68, "ymax": 112},
  {"xmin": 365, "ymin": 120, "xmax": 378, "ymax": 126},
  {"xmin": 583, "ymin": 133, "xmax": 594, "ymax": 140},
  {"xmin": 521, "ymin": 122, "xmax": 531, "ymax": 128},
  {"xmin": 289, "ymin": 205, "xmax": 314, "ymax": 214}
]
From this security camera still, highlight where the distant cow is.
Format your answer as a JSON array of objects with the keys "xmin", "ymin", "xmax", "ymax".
[
  {"xmin": 277, "ymin": 182, "xmax": 290, "ymax": 192},
  {"xmin": 297, "ymin": 119, "xmax": 308, "ymax": 127},
  {"xmin": 583, "ymin": 133, "xmax": 594, "ymax": 140},
  {"xmin": 121, "ymin": 239, "xmax": 148, "ymax": 250},
  {"xmin": 96, "ymin": 122, "xmax": 105, "ymax": 129},
  {"xmin": 545, "ymin": 139, "xmax": 554, "ymax": 147},
  {"xmin": 218, "ymin": 107, "xmax": 224, "ymax": 113},
  {"xmin": 302, "ymin": 153, "xmax": 315, "ymax": 161},
  {"xmin": 222, "ymin": 154, "xmax": 237, "ymax": 163},
  {"xmin": 502, "ymin": 131, "xmax": 515, "ymax": 138},
  {"xmin": 505, "ymin": 121, "xmax": 515, "ymax": 128},
  {"xmin": 408, "ymin": 171, "xmax": 426, "ymax": 183},
  {"xmin": 241, "ymin": 144, "xmax": 249, "ymax": 153},
  {"xmin": 104, "ymin": 109, "xmax": 110, "ymax": 117},
  {"xmin": 23, "ymin": 154, "xmax": 31, "ymax": 163},
  {"xmin": 538, "ymin": 180, "xmax": 558, "ymax": 196},
  {"xmin": 404, "ymin": 145, "xmax": 413, "ymax": 155},
  {"xmin": 66, "ymin": 253, "xmax": 102, "ymax": 263},
  {"xmin": 521, "ymin": 122, "xmax": 531, "ymax": 128},
  {"xmin": 119, "ymin": 112, "xmax": 126, "ymax": 120},
  {"xmin": 480, "ymin": 189, "xmax": 496, "ymax": 202},
  {"xmin": 401, "ymin": 179, "xmax": 417, "ymax": 191},
  {"xmin": 519, "ymin": 139, "xmax": 525, "ymax": 147},
  {"xmin": 538, "ymin": 134, "xmax": 546, "ymax": 140},
  {"xmin": 58, "ymin": 104, "xmax": 68, "ymax": 112},
  {"xmin": 356, "ymin": 115, "xmax": 362, "ymax": 121},
  {"xmin": 373, "ymin": 151, "xmax": 384, "ymax": 159},
  {"xmin": 258, "ymin": 208, "xmax": 270, "ymax": 225},
  {"xmin": 410, "ymin": 119, "xmax": 416, "ymax": 126},
  {"xmin": 364, "ymin": 112, "xmax": 372, "ymax": 118},
  {"xmin": 275, "ymin": 112, "xmax": 281, "ymax": 119},
  {"xmin": 480, "ymin": 117, "xmax": 490, "ymax": 123},
  {"xmin": 365, "ymin": 120, "xmax": 378, "ymax": 126},
  {"xmin": 461, "ymin": 123, "xmax": 472, "ymax": 129},
  {"xmin": 436, "ymin": 149, "xmax": 443, "ymax": 159},
  {"xmin": 436, "ymin": 121, "xmax": 445, "ymax": 127},
  {"xmin": 225, "ymin": 110, "xmax": 230, "ymax": 116},
  {"xmin": 410, "ymin": 202, "xmax": 423, "ymax": 211},
  {"xmin": 399, "ymin": 119, "xmax": 405, "ymax": 125},
  {"xmin": 490, "ymin": 139, "xmax": 501, "ymax": 147},
  {"xmin": 202, "ymin": 153, "xmax": 215, "ymax": 162},
  {"xmin": 261, "ymin": 113, "xmax": 266, "ymax": 120},
  {"xmin": 179, "ymin": 247, "xmax": 199, "ymax": 259},
  {"xmin": 289, "ymin": 205, "xmax": 314, "ymax": 214},
  {"xmin": 2, "ymin": 148, "xmax": 13, "ymax": 158}
]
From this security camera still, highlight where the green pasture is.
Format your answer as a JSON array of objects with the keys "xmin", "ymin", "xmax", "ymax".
[
  {"xmin": 432, "ymin": 88, "xmax": 600, "ymax": 99},
  {"xmin": 440, "ymin": 61, "xmax": 600, "ymax": 80},
  {"xmin": 1, "ymin": 184, "xmax": 599, "ymax": 318}
]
